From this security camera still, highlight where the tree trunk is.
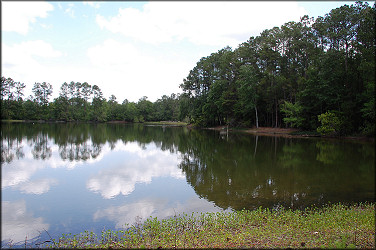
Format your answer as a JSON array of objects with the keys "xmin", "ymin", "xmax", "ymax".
[
  {"xmin": 275, "ymin": 100, "xmax": 278, "ymax": 128},
  {"xmin": 254, "ymin": 106, "xmax": 259, "ymax": 128}
]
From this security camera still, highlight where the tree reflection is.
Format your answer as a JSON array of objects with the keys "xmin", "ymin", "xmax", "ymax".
[
  {"xmin": 1, "ymin": 122, "xmax": 107, "ymax": 163},
  {"xmin": 1, "ymin": 122, "xmax": 374, "ymax": 211},
  {"xmin": 30, "ymin": 132, "xmax": 51, "ymax": 160},
  {"xmin": 177, "ymin": 133, "xmax": 375, "ymax": 210},
  {"xmin": 59, "ymin": 141, "xmax": 92, "ymax": 161},
  {"xmin": 1, "ymin": 123, "xmax": 25, "ymax": 163},
  {"xmin": 1, "ymin": 137, "xmax": 24, "ymax": 163}
]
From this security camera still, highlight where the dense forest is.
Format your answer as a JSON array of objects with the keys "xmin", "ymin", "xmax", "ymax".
[{"xmin": 1, "ymin": 2, "xmax": 375, "ymax": 136}]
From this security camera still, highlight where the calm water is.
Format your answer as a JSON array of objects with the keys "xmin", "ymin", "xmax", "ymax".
[{"xmin": 1, "ymin": 122, "xmax": 375, "ymax": 247}]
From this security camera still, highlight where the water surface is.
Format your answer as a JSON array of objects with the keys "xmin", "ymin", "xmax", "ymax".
[{"xmin": 1, "ymin": 123, "xmax": 374, "ymax": 247}]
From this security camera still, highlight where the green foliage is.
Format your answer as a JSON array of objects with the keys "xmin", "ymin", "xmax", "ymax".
[
  {"xmin": 153, "ymin": 94, "xmax": 180, "ymax": 121},
  {"xmin": 91, "ymin": 96, "xmax": 108, "ymax": 122},
  {"xmin": 137, "ymin": 96, "xmax": 154, "ymax": 121},
  {"xmin": 317, "ymin": 111, "xmax": 344, "ymax": 136},
  {"xmin": 235, "ymin": 64, "xmax": 259, "ymax": 126},
  {"xmin": 280, "ymin": 101, "xmax": 304, "ymax": 128},
  {"xmin": 178, "ymin": 2, "xmax": 374, "ymax": 134},
  {"xmin": 360, "ymin": 67, "xmax": 375, "ymax": 136}
]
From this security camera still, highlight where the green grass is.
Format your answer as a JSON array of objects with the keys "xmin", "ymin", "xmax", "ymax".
[
  {"xmin": 36, "ymin": 203, "xmax": 375, "ymax": 249},
  {"xmin": 144, "ymin": 121, "xmax": 188, "ymax": 126},
  {"xmin": 1, "ymin": 119, "xmax": 26, "ymax": 122}
]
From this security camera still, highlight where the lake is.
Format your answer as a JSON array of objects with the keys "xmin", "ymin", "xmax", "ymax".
[{"xmin": 1, "ymin": 122, "xmax": 374, "ymax": 247}]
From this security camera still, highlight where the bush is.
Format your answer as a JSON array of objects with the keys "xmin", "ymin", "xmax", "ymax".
[{"xmin": 317, "ymin": 111, "xmax": 344, "ymax": 136}]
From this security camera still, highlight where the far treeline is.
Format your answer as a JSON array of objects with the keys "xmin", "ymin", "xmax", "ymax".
[{"xmin": 1, "ymin": 2, "xmax": 375, "ymax": 136}]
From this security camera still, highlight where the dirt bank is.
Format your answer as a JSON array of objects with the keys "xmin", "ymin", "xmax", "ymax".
[{"xmin": 244, "ymin": 127, "xmax": 299, "ymax": 135}]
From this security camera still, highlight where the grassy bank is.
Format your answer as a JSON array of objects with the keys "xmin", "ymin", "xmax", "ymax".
[
  {"xmin": 144, "ymin": 121, "xmax": 188, "ymax": 126},
  {"xmin": 1, "ymin": 119, "xmax": 26, "ymax": 123},
  {"xmin": 38, "ymin": 203, "xmax": 374, "ymax": 249}
]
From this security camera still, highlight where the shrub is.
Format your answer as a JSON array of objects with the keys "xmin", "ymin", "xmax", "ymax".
[{"xmin": 317, "ymin": 111, "xmax": 344, "ymax": 136}]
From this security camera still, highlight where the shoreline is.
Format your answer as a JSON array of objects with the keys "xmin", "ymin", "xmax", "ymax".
[
  {"xmin": 26, "ymin": 203, "xmax": 375, "ymax": 249},
  {"xmin": 2, "ymin": 120, "xmax": 374, "ymax": 142},
  {"xmin": 206, "ymin": 126, "xmax": 375, "ymax": 142}
]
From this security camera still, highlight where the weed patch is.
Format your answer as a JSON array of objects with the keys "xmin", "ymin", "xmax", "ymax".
[{"xmin": 35, "ymin": 203, "xmax": 374, "ymax": 249}]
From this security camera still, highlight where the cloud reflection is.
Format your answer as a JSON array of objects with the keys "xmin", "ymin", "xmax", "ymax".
[
  {"xmin": 1, "ymin": 141, "xmax": 107, "ymax": 194},
  {"xmin": 93, "ymin": 197, "xmax": 226, "ymax": 229},
  {"xmin": 18, "ymin": 178, "xmax": 58, "ymax": 194},
  {"xmin": 87, "ymin": 142, "xmax": 185, "ymax": 199},
  {"xmin": 1, "ymin": 200, "xmax": 49, "ymax": 243},
  {"xmin": 1, "ymin": 160, "xmax": 36, "ymax": 188},
  {"xmin": 93, "ymin": 199, "xmax": 160, "ymax": 228}
]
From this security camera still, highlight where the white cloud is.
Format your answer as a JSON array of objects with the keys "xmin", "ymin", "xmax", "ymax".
[
  {"xmin": 2, "ymin": 2, "xmax": 54, "ymax": 35},
  {"xmin": 12, "ymin": 40, "xmax": 61, "ymax": 58},
  {"xmin": 2, "ymin": 40, "xmax": 62, "ymax": 76},
  {"xmin": 2, "ymin": 40, "xmax": 64, "ymax": 99},
  {"xmin": 96, "ymin": 2, "xmax": 307, "ymax": 47},
  {"xmin": 86, "ymin": 39, "xmax": 191, "ymax": 101},
  {"xmin": 87, "ymin": 39, "xmax": 142, "ymax": 68},
  {"xmin": 1, "ymin": 200, "xmax": 49, "ymax": 243},
  {"xmin": 64, "ymin": 3, "xmax": 75, "ymax": 18},
  {"xmin": 83, "ymin": 1, "xmax": 101, "ymax": 9}
]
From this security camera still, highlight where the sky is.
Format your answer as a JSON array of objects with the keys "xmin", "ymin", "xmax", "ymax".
[{"xmin": 2, "ymin": 1, "xmax": 359, "ymax": 103}]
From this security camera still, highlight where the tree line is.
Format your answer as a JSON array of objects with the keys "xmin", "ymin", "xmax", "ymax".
[
  {"xmin": 1, "ymin": 78, "xmax": 182, "ymax": 123},
  {"xmin": 1, "ymin": 2, "xmax": 374, "ymax": 136},
  {"xmin": 179, "ymin": 1, "xmax": 374, "ymax": 135}
]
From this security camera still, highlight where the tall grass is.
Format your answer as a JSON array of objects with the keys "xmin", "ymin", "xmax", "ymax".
[{"xmin": 35, "ymin": 203, "xmax": 374, "ymax": 249}]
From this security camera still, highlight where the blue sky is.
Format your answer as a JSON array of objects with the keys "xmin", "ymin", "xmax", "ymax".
[{"xmin": 2, "ymin": 1, "xmax": 360, "ymax": 102}]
